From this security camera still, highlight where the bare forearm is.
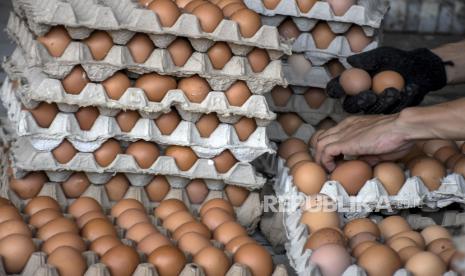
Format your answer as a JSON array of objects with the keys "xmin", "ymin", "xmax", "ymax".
[{"xmin": 432, "ymin": 40, "xmax": 465, "ymax": 84}]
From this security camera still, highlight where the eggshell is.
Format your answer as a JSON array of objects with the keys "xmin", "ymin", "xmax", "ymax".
[
  {"xmin": 286, "ymin": 151, "xmax": 312, "ymax": 169},
  {"xmin": 222, "ymin": 2, "xmax": 246, "ymax": 17},
  {"xmin": 225, "ymin": 185, "xmax": 249, "ymax": 206},
  {"xmin": 372, "ymin": 71, "xmax": 405, "ymax": 94},
  {"xmin": 27, "ymin": 102, "xmax": 59, "ymax": 128},
  {"xmin": 345, "ymin": 25, "xmax": 372, "ymax": 53},
  {"xmin": 446, "ymin": 153, "xmax": 463, "ymax": 169},
  {"xmin": 357, "ymin": 245, "xmax": 402, "ymax": 276},
  {"xmin": 154, "ymin": 199, "xmax": 188, "ymax": 220},
  {"xmin": 233, "ymin": 117, "xmax": 256, "ymax": 141},
  {"xmin": 103, "ymin": 72, "xmax": 131, "ymax": 100},
  {"xmin": 330, "ymin": 160, "xmax": 373, "ymax": 195},
  {"xmin": 296, "ymin": 0, "xmax": 317, "ymax": 12},
  {"xmin": 230, "ymin": 9, "xmax": 261, "ymax": 38},
  {"xmin": 184, "ymin": 0, "xmax": 207, "ymax": 12},
  {"xmin": 378, "ymin": 216, "xmax": 412, "ymax": 239},
  {"xmin": 247, "ymin": 48, "xmax": 270, "ymax": 73},
  {"xmin": 225, "ymin": 81, "xmax": 251, "ymax": 106},
  {"xmin": 201, "ymin": 208, "xmax": 235, "ymax": 231},
  {"xmin": 433, "ymin": 146, "xmax": 458, "ymax": 163},
  {"xmin": 288, "ymin": 54, "xmax": 312, "ymax": 74},
  {"xmin": 422, "ymin": 140, "xmax": 457, "ymax": 156},
  {"xmin": 68, "ymin": 197, "xmax": 103, "ymax": 218},
  {"xmin": 37, "ymin": 217, "xmax": 79, "ymax": 240},
  {"xmin": 374, "ymin": 162, "xmax": 405, "ymax": 195},
  {"xmin": 326, "ymin": 59, "xmax": 346, "ymax": 77},
  {"xmin": 165, "ymin": 146, "xmax": 198, "ymax": 171},
  {"xmin": 29, "ymin": 208, "xmax": 62, "ymax": 228},
  {"xmin": 398, "ymin": 246, "xmax": 422, "ymax": 264},
  {"xmin": 192, "ymin": 3, "xmax": 223, "ymax": 33},
  {"xmin": 75, "ymin": 106, "xmax": 99, "ymax": 131},
  {"xmin": 126, "ymin": 222, "xmax": 158, "ymax": 242},
  {"xmin": 389, "ymin": 231, "xmax": 425, "ymax": 249},
  {"xmin": 278, "ymin": 18, "xmax": 301, "ymax": 40},
  {"xmin": 292, "ymin": 161, "xmax": 327, "ymax": 195},
  {"xmin": 213, "ymin": 150, "xmax": 238, "ymax": 173},
  {"xmin": 84, "ymin": 31, "xmax": 113, "ymax": 60},
  {"xmin": 10, "ymin": 172, "xmax": 47, "ymax": 199},
  {"xmin": 137, "ymin": 232, "xmax": 171, "ymax": 255},
  {"xmin": 135, "ymin": 73, "xmax": 177, "ymax": 102},
  {"xmin": 427, "ymin": 238, "xmax": 455, "ymax": 255},
  {"xmin": 343, "ymin": 218, "xmax": 380, "ymax": 239},
  {"xmin": 278, "ymin": 138, "xmax": 308, "ymax": 159},
  {"xmin": 90, "ymin": 235, "xmax": 122, "ymax": 256},
  {"xmin": 214, "ymin": 221, "xmax": 247, "ymax": 244},
  {"xmin": 0, "ymin": 234, "xmax": 36, "ymax": 274},
  {"xmin": 24, "ymin": 196, "xmax": 60, "ymax": 216},
  {"xmin": 116, "ymin": 208, "xmax": 150, "ymax": 229},
  {"xmin": 352, "ymin": 241, "xmax": 379, "ymax": 258},
  {"xmin": 310, "ymin": 244, "xmax": 351, "ymax": 276},
  {"xmin": 388, "ymin": 237, "xmax": 418, "ymax": 252},
  {"xmin": 37, "ymin": 26, "xmax": 72, "ymax": 57},
  {"xmin": 115, "ymin": 110, "xmax": 140, "ymax": 132},
  {"xmin": 186, "ymin": 179, "xmax": 209, "ymax": 204},
  {"xmin": 405, "ymin": 252, "xmax": 447, "ymax": 276},
  {"xmin": 93, "ymin": 139, "xmax": 122, "ymax": 167},
  {"xmin": 111, "ymin": 198, "xmax": 145, "ymax": 217},
  {"xmin": 326, "ymin": 0, "xmax": 356, "ymax": 16},
  {"xmin": 127, "ymin": 33, "xmax": 155, "ymax": 63},
  {"xmin": 339, "ymin": 68, "xmax": 372, "ymax": 95},
  {"xmin": 126, "ymin": 141, "xmax": 160, "ymax": 169},
  {"xmin": 167, "ymin": 37, "xmax": 193, "ymax": 67},
  {"xmin": 0, "ymin": 220, "xmax": 31, "ymax": 240},
  {"xmin": 178, "ymin": 75, "xmax": 211, "ymax": 103},
  {"xmin": 101, "ymin": 245, "xmax": 140, "ymax": 276},
  {"xmin": 172, "ymin": 221, "xmax": 211, "ymax": 240},
  {"xmin": 305, "ymin": 228, "xmax": 346, "ymax": 250},
  {"xmin": 148, "ymin": 245, "xmax": 186, "ymax": 276},
  {"xmin": 262, "ymin": 0, "xmax": 280, "ymax": 9},
  {"xmin": 61, "ymin": 66, "xmax": 90, "ymax": 95},
  {"xmin": 225, "ymin": 235, "xmax": 255, "ymax": 254},
  {"xmin": 271, "ymin": 86, "xmax": 292, "ymax": 106},
  {"xmin": 234, "ymin": 243, "xmax": 273, "ymax": 276},
  {"xmin": 62, "ymin": 172, "xmax": 90, "ymax": 198},
  {"xmin": 438, "ymin": 249, "xmax": 456, "ymax": 265},
  {"xmin": 145, "ymin": 176, "xmax": 171, "ymax": 202},
  {"xmin": 163, "ymin": 210, "xmax": 195, "ymax": 232},
  {"xmin": 421, "ymin": 225, "xmax": 452, "ymax": 245},
  {"xmin": 42, "ymin": 232, "xmax": 86, "ymax": 254},
  {"xmin": 278, "ymin": 113, "xmax": 303, "ymax": 136},
  {"xmin": 82, "ymin": 218, "xmax": 117, "ymax": 241},
  {"xmin": 410, "ymin": 157, "xmax": 446, "ymax": 191},
  {"xmin": 177, "ymin": 232, "xmax": 211, "ymax": 255},
  {"xmin": 47, "ymin": 246, "xmax": 87, "ymax": 276},
  {"xmin": 104, "ymin": 174, "xmax": 130, "ymax": 201},
  {"xmin": 349, "ymin": 232, "xmax": 377, "ymax": 249},
  {"xmin": 304, "ymin": 88, "xmax": 326, "ymax": 109},
  {"xmin": 194, "ymin": 246, "xmax": 231, "ymax": 276},
  {"xmin": 52, "ymin": 140, "xmax": 77, "ymax": 164},
  {"xmin": 148, "ymin": 0, "xmax": 181, "ymax": 27},
  {"xmin": 175, "ymin": 0, "xmax": 191, "ymax": 8},
  {"xmin": 206, "ymin": 42, "xmax": 232, "ymax": 70},
  {"xmin": 77, "ymin": 211, "xmax": 107, "ymax": 229},
  {"xmin": 200, "ymin": 198, "xmax": 235, "ymax": 217},
  {"xmin": 317, "ymin": 118, "xmax": 337, "ymax": 130},
  {"xmin": 300, "ymin": 209, "xmax": 340, "ymax": 234},
  {"xmin": 311, "ymin": 22, "xmax": 336, "ymax": 49},
  {"xmin": 196, "ymin": 113, "xmax": 220, "ymax": 137}
]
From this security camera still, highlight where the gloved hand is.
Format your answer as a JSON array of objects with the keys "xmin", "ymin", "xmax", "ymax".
[{"xmin": 327, "ymin": 47, "xmax": 451, "ymax": 114}]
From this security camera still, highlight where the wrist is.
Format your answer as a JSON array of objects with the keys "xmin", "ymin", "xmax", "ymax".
[{"xmin": 395, "ymin": 107, "xmax": 435, "ymax": 141}]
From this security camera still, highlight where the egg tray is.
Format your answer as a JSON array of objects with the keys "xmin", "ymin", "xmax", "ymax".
[
  {"xmin": 12, "ymin": 0, "xmax": 292, "ymax": 54},
  {"xmin": 4, "ymin": 51, "xmax": 276, "ymax": 122},
  {"xmin": 267, "ymin": 120, "xmax": 317, "ymax": 143},
  {"xmin": 8, "ymin": 15, "xmax": 286, "ymax": 91},
  {"xmin": 244, "ymin": 0, "xmax": 388, "ymax": 33},
  {"xmin": 282, "ymin": 62, "xmax": 332, "ymax": 88}
]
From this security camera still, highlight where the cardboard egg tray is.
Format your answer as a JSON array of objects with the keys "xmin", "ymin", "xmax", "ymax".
[
  {"xmin": 282, "ymin": 62, "xmax": 332, "ymax": 88},
  {"xmin": 8, "ymin": 14, "xmax": 286, "ymax": 90},
  {"xmin": 4, "ymin": 51, "xmax": 275, "ymax": 121},
  {"xmin": 267, "ymin": 120, "xmax": 316, "ymax": 143},
  {"xmin": 244, "ymin": 0, "xmax": 388, "ymax": 34},
  {"xmin": 12, "ymin": 0, "xmax": 292, "ymax": 54},
  {"xmin": 2, "ymin": 79, "xmax": 273, "ymax": 163}
]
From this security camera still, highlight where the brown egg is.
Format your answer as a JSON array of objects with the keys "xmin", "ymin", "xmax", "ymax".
[
  {"xmin": 296, "ymin": 0, "xmax": 317, "ymax": 12},
  {"xmin": 300, "ymin": 209, "xmax": 340, "ymax": 234},
  {"xmin": 186, "ymin": 179, "xmax": 209, "ymax": 204},
  {"xmin": 311, "ymin": 22, "xmax": 336, "ymax": 49},
  {"xmin": 47, "ymin": 246, "xmax": 87, "ymax": 276},
  {"xmin": 358, "ymin": 245, "xmax": 402, "ymax": 276},
  {"xmin": 103, "ymin": 174, "xmax": 129, "ymax": 201},
  {"xmin": 29, "ymin": 208, "xmax": 62, "ymax": 228},
  {"xmin": 278, "ymin": 138, "xmax": 308, "ymax": 159},
  {"xmin": 148, "ymin": 0, "xmax": 181, "ymax": 27},
  {"xmin": 225, "ymin": 81, "xmax": 252, "ymax": 106},
  {"xmin": 222, "ymin": 2, "xmax": 246, "ymax": 17},
  {"xmin": 374, "ymin": 162, "xmax": 405, "ymax": 195},
  {"xmin": 154, "ymin": 198, "xmax": 188, "ymax": 220},
  {"xmin": 90, "ymin": 235, "xmax": 122, "ymax": 256},
  {"xmin": 349, "ymin": 232, "xmax": 378, "ymax": 249},
  {"xmin": 439, "ymin": 249, "xmax": 456, "ymax": 266},
  {"xmin": 213, "ymin": 150, "xmax": 238, "ymax": 173},
  {"xmin": 388, "ymin": 237, "xmax": 418, "ymax": 252},
  {"xmin": 178, "ymin": 75, "xmax": 211, "ymax": 103},
  {"xmin": 434, "ymin": 146, "xmax": 458, "ymax": 163},
  {"xmin": 343, "ymin": 218, "xmax": 380, "ymax": 239},
  {"xmin": 421, "ymin": 225, "xmax": 452, "ymax": 245},
  {"xmin": 278, "ymin": 113, "xmax": 303, "ymax": 136},
  {"xmin": 148, "ymin": 245, "xmax": 186, "ymax": 276},
  {"xmin": 427, "ymin": 238, "xmax": 455, "ymax": 255},
  {"xmin": 76, "ymin": 211, "xmax": 107, "ymax": 229},
  {"xmin": 230, "ymin": 9, "xmax": 261, "ymax": 38},
  {"xmin": 145, "ymin": 176, "xmax": 171, "ymax": 202},
  {"xmin": 75, "ymin": 106, "xmax": 99, "ymax": 131},
  {"xmin": 126, "ymin": 141, "xmax": 159, "ymax": 169},
  {"xmin": 138, "ymin": 232, "xmax": 172, "ymax": 255},
  {"xmin": 247, "ymin": 48, "xmax": 270, "ymax": 73},
  {"xmin": 346, "ymin": 25, "xmax": 373, "ymax": 53},
  {"xmin": 155, "ymin": 109, "xmax": 181, "ymax": 135},
  {"xmin": 184, "ymin": 0, "xmax": 207, "ymax": 12},
  {"xmin": 327, "ymin": 0, "xmax": 356, "ymax": 16},
  {"xmin": 135, "ymin": 73, "xmax": 176, "ymax": 102},
  {"xmin": 339, "ymin": 68, "xmax": 372, "ymax": 95},
  {"xmin": 0, "ymin": 220, "xmax": 31, "ymax": 240},
  {"xmin": 178, "ymin": 232, "xmax": 211, "ymax": 255},
  {"xmin": 27, "ymin": 102, "xmax": 59, "ymax": 128},
  {"xmin": 68, "ymin": 196, "xmax": 102, "ymax": 218},
  {"xmin": 216, "ymin": 0, "xmax": 240, "ymax": 9},
  {"xmin": 126, "ymin": 222, "xmax": 158, "ymax": 242},
  {"xmin": 234, "ymin": 117, "xmax": 256, "ymax": 141},
  {"xmin": 398, "ymin": 246, "xmax": 422, "ymax": 264},
  {"xmin": 84, "ymin": 31, "xmax": 113, "ymax": 60},
  {"xmin": 207, "ymin": 42, "xmax": 232, "ymax": 70},
  {"xmin": 389, "ymin": 231, "xmax": 425, "ymax": 249},
  {"xmin": 0, "ymin": 198, "xmax": 11, "ymax": 207},
  {"xmin": 165, "ymin": 145, "xmax": 199, "ymax": 171},
  {"xmin": 326, "ymin": 59, "xmax": 346, "ymax": 77},
  {"xmin": 292, "ymin": 161, "xmax": 327, "ymax": 195},
  {"xmin": 194, "ymin": 246, "xmax": 231, "ymax": 276},
  {"xmin": 82, "ymin": 218, "xmax": 117, "ymax": 241},
  {"xmin": 167, "ymin": 38, "xmax": 193, "ymax": 67},
  {"xmin": 305, "ymin": 228, "xmax": 346, "ymax": 250},
  {"xmin": 271, "ymin": 86, "xmax": 292, "ymax": 107},
  {"xmin": 406, "ymin": 252, "xmax": 447, "ymax": 276},
  {"xmin": 61, "ymin": 172, "xmax": 90, "ymax": 198},
  {"xmin": 330, "ymin": 160, "xmax": 373, "ymax": 195},
  {"xmin": 127, "ymin": 33, "xmax": 155, "ymax": 63},
  {"xmin": 410, "ymin": 157, "xmax": 446, "ymax": 191},
  {"xmin": 213, "ymin": 221, "xmax": 247, "ymax": 244},
  {"xmin": 201, "ymin": 207, "xmax": 235, "ymax": 231},
  {"xmin": 378, "ymin": 216, "xmax": 411, "ymax": 239},
  {"xmin": 234, "ymin": 243, "xmax": 273, "ymax": 276},
  {"xmin": 225, "ymin": 185, "xmax": 249, "ymax": 206},
  {"xmin": 103, "ymin": 72, "xmax": 131, "ymax": 100},
  {"xmin": 262, "ymin": 0, "xmax": 280, "ymax": 9},
  {"xmin": 175, "ymin": 0, "xmax": 191, "ymax": 8},
  {"xmin": 139, "ymin": 0, "xmax": 154, "ymax": 7},
  {"xmin": 93, "ymin": 139, "xmax": 122, "ymax": 167},
  {"xmin": 111, "ymin": 198, "xmax": 145, "ymax": 218},
  {"xmin": 196, "ymin": 113, "xmax": 220, "ymax": 137},
  {"xmin": 61, "ymin": 66, "xmax": 90, "ymax": 95},
  {"xmin": 37, "ymin": 26, "xmax": 72, "ymax": 57},
  {"xmin": 372, "ymin": 71, "xmax": 405, "ymax": 94},
  {"xmin": 225, "ymin": 235, "xmax": 255, "ymax": 254},
  {"xmin": 192, "ymin": 3, "xmax": 223, "ymax": 33},
  {"xmin": 52, "ymin": 140, "xmax": 77, "ymax": 164},
  {"xmin": 10, "ymin": 172, "xmax": 47, "ymax": 199},
  {"xmin": 304, "ymin": 88, "xmax": 327, "ymax": 109},
  {"xmin": 278, "ymin": 18, "xmax": 301, "ymax": 40},
  {"xmin": 310, "ymin": 244, "xmax": 352, "ymax": 276},
  {"xmin": 286, "ymin": 151, "xmax": 312, "ymax": 169},
  {"xmin": 352, "ymin": 241, "xmax": 379, "ymax": 258},
  {"xmin": 422, "ymin": 140, "xmax": 457, "ymax": 156},
  {"xmin": 454, "ymin": 157, "xmax": 465, "ymax": 176},
  {"xmin": 42, "ymin": 232, "xmax": 86, "ymax": 254},
  {"xmin": 101, "ymin": 245, "xmax": 140, "ymax": 276},
  {"xmin": 116, "ymin": 110, "xmax": 140, "ymax": 132},
  {"xmin": 317, "ymin": 118, "xmax": 337, "ymax": 130},
  {"xmin": 163, "ymin": 210, "xmax": 195, "ymax": 232},
  {"xmin": 0, "ymin": 234, "xmax": 36, "ymax": 274},
  {"xmin": 200, "ymin": 198, "xmax": 235, "ymax": 217},
  {"xmin": 116, "ymin": 208, "xmax": 149, "ymax": 229},
  {"xmin": 37, "ymin": 217, "xmax": 79, "ymax": 240},
  {"xmin": 445, "ymin": 153, "xmax": 463, "ymax": 169},
  {"xmin": 173, "ymin": 221, "xmax": 211, "ymax": 240},
  {"xmin": 24, "ymin": 196, "xmax": 60, "ymax": 216}
]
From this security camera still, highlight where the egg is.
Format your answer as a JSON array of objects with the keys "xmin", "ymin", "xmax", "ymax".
[
  {"xmin": 68, "ymin": 196, "xmax": 103, "ymax": 219},
  {"xmin": 0, "ymin": 234, "xmax": 35, "ymax": 274},
  {"xmin": 326, "ymin": 59, "xmax": 346, "ymax": 77},
  {"xmin": 398, "ymin": 246, "xmax": 422, "ymax": 264},
  {"xmin": 167, "ymin": 38, "xmax": 193, "ymax": 67},
  {"xmin": 135, "ymin": 73, "xmax": 177, "ymax": 102},
  {"xmin": 296, "ymin": 0, "xmax": 317, "ymax": 12},
  {"xmin": 116, "ymin": 208, "xmax": 149, "ymax": 229},
  {"xmin": 230, "ymin": 9, "xmax": 261, "ymax": 38},
  {"xmin": 185, "ymin": 179, "xmax": 209, "ymax": 204},
  {"xmin": 24, "ymin": 196, "xmax": 61, "ymax": 216},
  {"xmin": 172, "ymin": 221, "xmax": 211, "ymax": 240},
  {"xmin": 139, "ymin": 0, "xmax": 154, "ymax": 7},
  {"xmin": 454, "ymin": 157, "xmax": 465, "ymax": 176},
  {"xmin": 175, "ymin": 0, "xmax": 191, "ymax": 8},
  {"xmin": 225, "ymin": 185, "xmax": 249, "ymax": 206},
  {"xmin": 90, "ymin": 235, "xmax": 122, "ymax": 256},
  {"xmin": 84, "ymin": 31, "xmax": 113, "ymax": 60},
  {"xmin": 37, "ymin": 26, "xmax": 72, "ymax": 57},
  {"xmin": 207, "ymin": 42, "xmax": 232, "ymax": 69},
  {"xmin": 286, "ymin": 151, "xmax": 312, "ymax": 169},
  {"xmin": 137, "ymin": 232, "xmax": 172, "ymax": 255},
  {"xmin": 76, "ymin": 211, "xmax": 107, "ymax": 229},
  {"xmin": 300, "ymin": 204, "xmax": 340, "ymax": 233},
  {"xmin": 216, "ymin": 0, "xmax": 240, "ymax": 9},
  {"xmin": 262, "ymin": 0, "xmax": 280, "ymax": 9},
  {"xmin": 37, "ymin": 217, "xmax": 79, "ymax": 240},
  {"xmin": 388, "ymin": 237, "xmax": 418, "ymax": 252},
  {"xmin": 111, "ymin": 198, "xmax": 145, "ymax": 217},
  {"xmin": 372, "ymin": 70, "xmax": 405, "ymax": 94},
  {"xmin": 433, "ymin": 146, "xmax": 458, "ymax": 163},
  {"xmin": 225, "ymin": 235, "xmax": 255, "ymax": 254},
  {"xmin": 0, "ymin": 198, "xmax": 11, "ymax": 207},
  {"xmin": 349, "ymin": 232, "xmax": 378, "ymax": 249},
  {"xmin": 154, "ymin": 198, "xmax": 188, "ymax": 220},
  {"xmin": 292, "ymin": 161, "xmax": 327, "ymax": 195},
  {"xmin": 27, "ymin": 102, "xmax": 59, "ymax": 128},
  {"xmin": 278, "ymin": 138, "xmax": 308, "ymax": 159},
  {"xmin": 75, "ymin": 106, "xmax": 99, "ymax": 130},
  {"xmin": 378, "ymin": 216, "xmax": 412, "ymax": 239},
  {"xmin": 101, "ymin": 245, "xmax": 140, "ymax": 276},
  {"xmin": 192, "ymin": 3, "xmax": 223, "ymax": 33},
  {"xmin": 61, "ymin": 172, "xmax": 90, "ymax": 198},
  {"xmin": 222, "ymin": 2, "xmax": 246, "ymax": 17},
  {"xmin": 184, "ymin": 0, "xmax": 207, "ymax": 12},
  {"xmin": 42, "ymin": 232, "xmax": 86, "ymax": 254},
  {"xmin": 61, "ymin": 66, "xmax": 90, "ymax": 95},
  {"xmin": 201, "ymin": 208, "xmax": 235, "ymax": 231},
  {"xmin": 352, "ymin": 240, "xmax": 379, "ymax": 258},
  {"xmin": 326, "ymin": 0, "xmax": 356, "ymax": 16},
  {"xmin": 52, "ymin": 140, "xmax": 77, "ymax": 164},
  {"xmin": 9, "ymin": 172, "xmax": 47, "ymax": 199},
  {"xmin": 234, "ymin": 243, "xmax": 273, "ymax": 276},
  {"xmin": 0, "ymin": 206, "xmax": 22, "ymax": 225},
  {"xmin": 247, "ymin": 48, "xmax": 270, "ymax": 73},
  {"xmin": 410, "ymin": 157, "xmax": 446, "ymax": 191},
  {"xmin": 309, "ymin": 244, "xmax": 351, "ymax": 276},
  {"xmin": 178, "ymin": 75, "xmax": 211, "ymax": 103},
  {"xmin": 278, "ymin": 113, "xmax": 303, "ymax": 136},
  {"xmin": 93, "ymin": 139, "xmax": 122, "ymax": 167},
  {"xmin": 213, "ymin": 150, "xmax": 238, "ymax": 173},
  {"xmin": 422, "ymin": 140, "xmax": 457, "ymax": 156},
  {"xmin": 278, "ymin": 18, "xmax": 301, "ymax": 40},
  {"xmin": 194, "ymin": 246, "xmax": 231, "ymax": 276},
  {"xmin": 104, "ymin": 174, "xmax": 129, "ymax": 201},
  {"xmin": 288, "ymin": 54, "xmax": 312, "ymax": 75},
  {"xmin": 196, "ymin": 113, "xmax": 220, "ymax": 137},
  {"xmin": 438, "ymin": 249, "xmax": 456, "ymax": 265},
  {"xmin": 125, "ymin": 222, "xmax": 158, "ymax": 242},
  {"xmin": 82, "ymin": 218, "xmax": 117, "ymax": 241},
  {"xmin": 316, "ymin": 118, "xmax": 337, "ymax": 130},
  {"xmin": 421, "ymin": 225, "xmax": 452, "ymax": 245},
  {"xmin": 214, "ymin": 221, "xmax": 247, "ymax": 244},
  {"xmin": 330, "ymin": 160, "xmax": 373, "ymax": 195},
  {"xmin": 339, "ymin": 68, "xmax": 372, "ymax": 95},
  {"xmin": 311, "ymin": 22, "xmax": 336, "ymax": 49},
  {"xmin": 406, "ymin": 252, "xmax": 447, "ymax": 276},
  {"xmin": 165, "ymin": 145, "xmax": 199, "ymax": 171},
  {"xmin": 343, "ymin": 218, "xmax": 380, "ymax": 239},
  {"xmin": 178, "ymin": 232, "xmax": 211, "ymax": 255},
  {"xmin": 29, "ymin": 208, "xmax": 62, "ymax": 228},
  {"xmin": 116, "ymin": 110, "xmax": 140, "ymax": 132},
  {"xmin": 0, "ymin": 220, "xmax": 31, "ymax": 240},
  {"xmin": 427, "ymin": 238, "xmax": 455, "ymax": 255},
  {"xmin": 148, "ymin": 245, "xmax": 186, "ymax": 276},
  {"xmin": 163, "ymin": 210, "xmax": 195, "ymax": 232},
  {"xmin": 304, "ymin": 88, "xmax": 327, "ymax": 109},
  {"xmin": 358, "ymin": 245, "xmax": 402, "ymax": 274},
  {"xmin": 200, "ymin": 198, "xmax": 235, "ymax": 217},
  {"xmin": 446, "ymin": 153, "xmax": 463, "ymax": 169},
  {"xmin": 305, "ymin": 228, "xmax": 346, "ymax": 250},
  {"xmin": 374, "ymin": 162, "xmax": 405, "ymax": 195},
  {"xmin": 270, "ymin": 86, "xmax": 292, "ymax": 107},
  {"xmin": 126, "ymin": 141, "xmax": 160, "ymax": 169},
  {"xmin": 145, "ymin": 176, "xmax": 171, "ymax": 202},
  {"xmin": 388, "ymin": 231, "xmax": 425, "ymax": 249},
  {"xmin": 127, "ymin": 33, "xmax": 155, "ymax": 63},
  {"xmin": 345, "ymin": 25, "xmax": 372, "ymax": 53},
  {"xmin": 225, "ymin": 81, "xmax": 251, "ymax": 106},
  {"xmin": 233, "ymin": 117, "xmax": 256, "ymax": 141},
  {"xmin": 103, "ymin": 72, "xmax": 131, "ymax": 100},
  {"xmin": 148, "ymin": 0, "xmax": 181, "ymax": 27}
]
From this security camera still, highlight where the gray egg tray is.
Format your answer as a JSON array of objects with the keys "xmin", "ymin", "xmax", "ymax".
[
  {"xmin": 244, "ymin": 0, "xmax": 388, "ymax": 33},
  {"xmin": 282, "ymin": 62, "xmax": 332, "ymax": 88},
  {"xmin": 12, "ymin": 0, "xmax": 291, "ymax": 54},
  {"xmin": 267, "ymin": 120, "xmax": 316, "ymax": 143},
  {"xmin": 8, "ymin": 14, "xmax": 286, "ymax": 91},
  {"xmin": 2, "ymin": 79, "xmax": 273, "ymax": 162},
  {"xmin": 4, "ymin": 50, "xmax": 275, "ymax": 122}
]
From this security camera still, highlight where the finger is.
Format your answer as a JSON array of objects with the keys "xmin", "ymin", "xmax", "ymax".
[
  {"xmin": 366, "ymin": 88, "xmax": 401, "ymax": 114},
  {"xmin": 343, "ymin": 96, "xmax": 362, "ymax": 113},
  {"xmin": 326, "ymin": 77, "xmax": 345, "ymax": 98},
  {"xmin": 321, "ymin": 143, "xmax": 343, "ymax": 172},
  {"xmin": 314, "ymin": 133, "xmax": 341, "ymax": 167}
]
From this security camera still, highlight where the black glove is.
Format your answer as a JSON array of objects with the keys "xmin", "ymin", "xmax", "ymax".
[{"xmin": 327, "ymin": 47, "xmax": 452, "ymax": 114}]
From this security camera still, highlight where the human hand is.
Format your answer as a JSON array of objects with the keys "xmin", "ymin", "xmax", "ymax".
[{"xmin": 327, "ymin": 47, "xmax": 449, "ymax": 114}]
